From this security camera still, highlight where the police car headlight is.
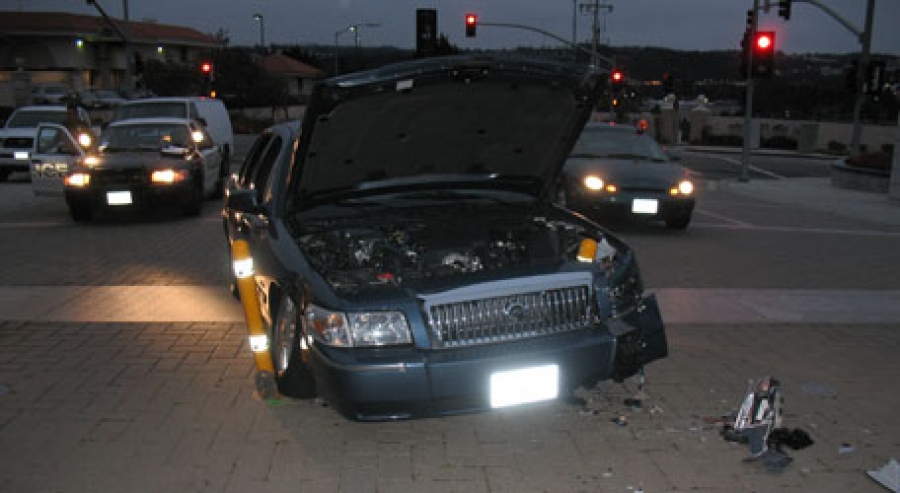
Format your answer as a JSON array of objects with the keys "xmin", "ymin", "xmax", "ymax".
[
  {"xmin": 65, "ymin": 172, "xmax": 91, "ymax": 188},
  {"xmin": 150, "ymin": 169, "xmax": 188, "ymax": 184},
  {"xmin": 304, "ymin": 304, "xmax": 411, "ymax": 347}
]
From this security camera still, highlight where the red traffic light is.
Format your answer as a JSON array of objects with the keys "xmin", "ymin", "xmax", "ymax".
[
  {"xmin": 465, "ymin": 13, "xmax": 477, "ymax": 37},
  {"xmin": 610, "ymin": 68, "xmax": 625, "ymax": 85},
  {"xmin": 755, "ymin": 33, "xmax": 773, "ymax": 50},
  {"xmin": 200, "ymin": 61, "xmax": 213, "ymax": 74}
]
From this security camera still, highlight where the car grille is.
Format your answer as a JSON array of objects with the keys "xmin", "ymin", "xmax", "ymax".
[
  {"xmin": 426, "ymin": 284, "xmax": 592, "ymax": 348},
  {"xmin": 621, "ymin": 186, "xmax": 666, "ymax": 194},
  {"xmin": 2, "ymin": 137, "xmax": 33, "ymax": 149},
  {"xmin": 92, "ymin": 169, "xmax": 146, "ymax": 186}
]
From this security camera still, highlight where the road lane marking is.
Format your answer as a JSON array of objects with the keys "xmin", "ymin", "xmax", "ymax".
[
  {"xmin": 696, "ymin": 153, "xmax": 786, "ymax": 179},
  {"xmin": 694, "ymin": 207, "xmax": 752, "ymax": 226}
]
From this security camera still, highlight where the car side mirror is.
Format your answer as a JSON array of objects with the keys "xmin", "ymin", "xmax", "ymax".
[{"xmin": 225, "ymin": 188, "xmax": 264, "ymax": 214}]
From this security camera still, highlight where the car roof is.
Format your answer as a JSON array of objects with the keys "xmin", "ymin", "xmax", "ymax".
[{"xmin": 107, "ymin": 117, "xmax": 195, "ymax": 127}]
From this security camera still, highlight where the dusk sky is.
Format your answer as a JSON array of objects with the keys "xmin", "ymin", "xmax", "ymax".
[{"xmin": 8, "ymin": 0, "xmax": 900, "ymax": 56}]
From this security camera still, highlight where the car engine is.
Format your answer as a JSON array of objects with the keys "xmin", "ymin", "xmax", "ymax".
[{"xmin": 294, "ymin": 212, "xmax": 615, "ymax": 294}]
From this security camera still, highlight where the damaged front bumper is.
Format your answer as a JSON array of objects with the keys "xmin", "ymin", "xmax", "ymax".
[{"xmin": 308, "ymin": 293, "xmax": 667, "ymax": 421}]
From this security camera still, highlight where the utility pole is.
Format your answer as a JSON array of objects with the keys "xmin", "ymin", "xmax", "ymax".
[
  {"xmin": 122, "ymin": 0, "xmax": 132, "ymax": 92},
  {"xmin": 740, "ymin": 0, "xmax": 760, "ymax": 182},
  {"xmin": 851, "ymin": 0, "xmax": 875, "ymax": 155},
  {"xmin": 86, "ymin": 0, "xmax": 133, "ymax": 92},
  {"xmin": 578, "ymin": 0, "xmax": 613, "ymax": 69}
]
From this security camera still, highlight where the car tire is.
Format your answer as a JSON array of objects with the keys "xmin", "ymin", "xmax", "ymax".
[
  {"xmin": 68, "ymin": 202, "xmax": 94, "ymax": 222},
  {"xmin": 271, "ymin": 295, "xmax": 317, "ymax": 398},
  {"xmin": 665, "ymin": 213, "xmax": 691, "ymax": 230},
  {"xmin": 0, "ymin": 169, "xmax": 10, "ymax": 182},
  {"xmin": 182, "ymin": 180, "xmax": 203, "ymax": 217}
]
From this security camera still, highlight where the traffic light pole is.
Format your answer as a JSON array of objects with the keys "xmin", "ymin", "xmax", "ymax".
[
  {"xmin": 740, "ymin": 0, "xmax": 759, "ymax": 182},
  {"xmin": 794, "ymin": 0, "xmax": 875, "ymax": 155},
  {"xmin": 478, "ymin": 22, "xmax": 614, "ymax": 68}
]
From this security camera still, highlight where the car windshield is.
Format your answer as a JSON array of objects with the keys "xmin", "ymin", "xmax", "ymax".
[
  {"xmin": 571, "ymin": 127, "xmax": 668, "ymax": 161},
  {"xmin": 114, "ymin": 102, "xmax": 187, "ymax": 120},
  {"xmin": 6, "ymin": 111, "xmax": 68, "ymax": 128},
  {"xmin": 100, "ymin": 123, "xmax": 191, "ymax": 152}
]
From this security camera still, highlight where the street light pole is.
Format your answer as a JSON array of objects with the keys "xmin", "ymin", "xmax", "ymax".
[
  {"xmin": 333, "ymin": 23, "xmax": 380, "ymax": 76},
  {"xmin": 253, "ymin": 13, "xmax": 265, "ymax": 51}
]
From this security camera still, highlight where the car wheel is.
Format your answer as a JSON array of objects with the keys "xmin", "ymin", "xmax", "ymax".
[
  {"xmin": 665, "ymin": 213, "xmax": 691, "ymax": 230},
  {"xmin": 68, "ymin": 202, "xmax": 94, "ymax": 222},
  {"xmin": 182, "ymin": 180, "xmax": 203, "ymax": 217},
  {"xmin": 0, "ymin": 169, "xmax": 10, "ymax": 182},
  {"xmin": 271, "ymin": 295, "xmax": 317, "ymax": 398}
]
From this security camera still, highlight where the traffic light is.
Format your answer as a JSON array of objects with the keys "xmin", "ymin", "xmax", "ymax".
[
  {"xmin": 610, "ymin": 68, "xmax": 626, "ymax": 89},
  {"xmin": 200, "ymin": 61, "xmax": 214, "ymax": 82},
  {"xmin": 777, "ymin": 0, "xmax": 792, "ymax": 20},
  {"xmin": 465, "ymin": 13, "xmax": 477, "ymax": 37},
  {"xmin": 416, "ymin": 8, "xmax": 437, "ymax": 57},
  {"xmin": 751, "ymin": 31, "xmax": 775, "ymax": 78},
  {"xmin": 746, "ymin": 9, "xmax": 756, "ymax": 30}
]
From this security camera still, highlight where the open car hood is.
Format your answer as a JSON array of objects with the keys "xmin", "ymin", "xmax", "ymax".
[{"xmin": 289, "ymin": 55, "xmax": 602, "ymax": 207}]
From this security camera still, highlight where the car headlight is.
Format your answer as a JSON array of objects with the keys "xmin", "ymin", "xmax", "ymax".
[
  {"xmin": 65, "ymin": 172, "xmax": 91, "ymax": 188},
  {"xmin": 583, "ymin": 175, "xmax": 604, "ymax": 191},
  {"xmin": 150, "ymin": 168, "xmax": 188, "ymax": 184},
  {"xmin": 305, "ymin": 304, "xmax": 412, "ymax": 347},
  {"xmin": 670, "ymin": 180, "xmax": 694, "ymax": 196}
]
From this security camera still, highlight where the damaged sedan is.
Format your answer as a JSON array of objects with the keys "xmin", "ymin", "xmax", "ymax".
[{"xmin": 223, "ymin": 55, "xmax": 668, "ymax": 420}]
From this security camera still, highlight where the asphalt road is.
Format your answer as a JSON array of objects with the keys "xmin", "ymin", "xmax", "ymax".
[{"xmin": 1, "ymin": 141, "xmax": 897, "ymax": 293}]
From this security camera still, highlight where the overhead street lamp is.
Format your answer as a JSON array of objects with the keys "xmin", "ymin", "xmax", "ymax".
[
  {"xmin": 253, "ymin": 13, "xmax": 266, "ymax": 50},
  {"xmin": 333, "ymin": 23, "xmax": 381, "ymax": 75}
]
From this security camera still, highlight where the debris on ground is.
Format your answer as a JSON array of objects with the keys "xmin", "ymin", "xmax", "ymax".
[
  {"xmin": 868, "ymin": 458, "xmax": 900, "ymax": 492},
  {"xmin": 839, "ymin": 443, "xmax": 855, "ymax": 454},
  {"xmin": 718, "ymin": 376, "xmax": 814, "ymax": 472}
]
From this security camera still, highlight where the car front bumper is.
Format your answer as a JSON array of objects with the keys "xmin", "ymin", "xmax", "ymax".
[
  {"xmin": 65, "ymin": 181, "xmax": 195, "ymax": 212},
  {"xmin": 571, "ymin": 191, "xmax": 695, "ymax": 222},
  {"xmin": 309, "ymin": 294, "xmax": 666, "ymax": 421}
]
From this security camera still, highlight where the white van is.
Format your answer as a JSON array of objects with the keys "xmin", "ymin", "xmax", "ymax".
[{"xmin": 112, "ymin": 97, "xmax": 234, "ymax": 166}]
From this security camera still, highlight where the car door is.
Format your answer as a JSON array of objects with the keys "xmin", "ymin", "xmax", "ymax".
[
  {"xmin": 30, "ymin": 123, "xmax": 86, "ymax": 197},
  {"xmin": 190, "ymin": 123, "xmax": 222, "ymax": 198}
]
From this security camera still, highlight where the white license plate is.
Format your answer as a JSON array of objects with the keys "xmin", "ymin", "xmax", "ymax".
[
  {"xmin": 632, "ymin": 198, "xmax": 659, "ymax": 214},
  {"xmin": 106, "ymin": 191, "xmax": 133, "ymax": 205},
  {"xmin": 490, "ymin": 364, "xmax": 559, "ymax": 408}
]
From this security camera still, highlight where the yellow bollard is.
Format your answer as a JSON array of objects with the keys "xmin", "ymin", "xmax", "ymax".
[{"xmin": 231, "ymin": 239, "xmax": 277, "ymax": 397}]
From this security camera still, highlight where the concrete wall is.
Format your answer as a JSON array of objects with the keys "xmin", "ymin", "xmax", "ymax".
[{"xmin": 688, "ymin": 115, "xmax": 896, "ymax": 154}]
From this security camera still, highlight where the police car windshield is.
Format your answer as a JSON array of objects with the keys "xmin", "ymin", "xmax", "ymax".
[
  {"xmin": 114, "ymin": 102, "xmax": 187, "ymax": 120},
  {"xmin": 6, "ymin": 111, "xmax": 68, "ymax": 128},
  {"xmin": 571, "ymin": 127, "xmax": 668, "ymax": 162},
  {"xmin": 100, "ymin": 124, "xmax": 191, "ymax": 153}
]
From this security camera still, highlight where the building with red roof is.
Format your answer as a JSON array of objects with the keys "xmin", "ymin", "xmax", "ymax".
[{"xmin": 0, "ymin": 11, "xmax": 223, "ymax": 107}]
